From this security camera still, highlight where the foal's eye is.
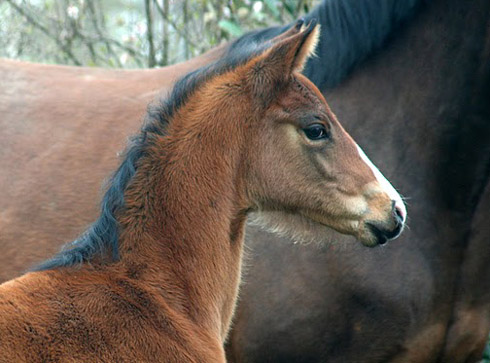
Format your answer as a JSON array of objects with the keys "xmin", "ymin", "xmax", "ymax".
[{"xmin": 303, "ymin": 124, "xmax": 329, "ymax": 141}]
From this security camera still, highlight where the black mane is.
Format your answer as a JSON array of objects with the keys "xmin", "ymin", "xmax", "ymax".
[
  {"xmin": 228, "ymin": 0, "xmax": 422, "ymax": 90},
  {"xmin": 35, "ymin": 0, "xmax": 423, "ymax": 271},
  {"xmin": 34, "ymin": 41, "xmax": 266, "ymax": 271}
]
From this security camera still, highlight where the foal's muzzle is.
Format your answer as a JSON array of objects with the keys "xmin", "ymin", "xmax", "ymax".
[{"xmin": 366, "ymin": 201, "xmax": 405, "ymax": 246}]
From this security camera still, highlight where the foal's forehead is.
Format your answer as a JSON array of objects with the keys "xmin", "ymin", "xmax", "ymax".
[{"xmin": 294, "ymin": 73, "xmax": 329, "ymax": 107}]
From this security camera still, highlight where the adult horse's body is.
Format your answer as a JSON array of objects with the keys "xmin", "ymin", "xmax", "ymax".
[
  {"xmin": 0, "ymin": 24, "xmax": 405, "ymax": 361},
  {"xmin": 1, "ymin": 0, "xmax": 489, "ymax": 362},
  {"xmin": 0, "ymin": 45, "xmax": 226, "ymax": 280},
  {"xmin": 0, "ymin": 0, "xmax": 415, "ymax": 281}
]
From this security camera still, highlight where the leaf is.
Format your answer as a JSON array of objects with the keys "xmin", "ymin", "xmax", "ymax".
[
  {"xmin": 218, "ymin": 20, "xmax": 243, "ymax": 37},
  {"xmin": 283, "ymin": 0, "xmax": 295, "ymax": 16},
  {"xmin": 264, "ymin": 0, "xmax": 280, "ymax": 18}
]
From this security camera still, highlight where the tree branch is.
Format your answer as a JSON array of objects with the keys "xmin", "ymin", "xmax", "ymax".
[
  {"xmin": 152, "ymin": 0, "xmax": 199, "ymax": 50},
  {"xmin": 5, "ymin": 0, "xmax": 82, "ymax": 65},
  {"xmin": 161, "ymin": 0, "xmax": 169, "ymax": 66},
  {"xmin": 85, "ymin": 0, "xmax": 123, "ymax": 67},
  {"xmin": 144, "ymin": 0, "xmax": 156, "ymax": 67}
]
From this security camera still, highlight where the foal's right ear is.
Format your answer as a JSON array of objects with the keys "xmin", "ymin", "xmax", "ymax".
[{"xmin": 243, "ymin": 20, "xmax": 320, "ymax": 107}]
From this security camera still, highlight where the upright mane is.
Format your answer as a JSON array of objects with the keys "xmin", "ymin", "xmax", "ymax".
[
  {"xmin": 34, "ymin": 43, "xmax": 268, "ymax": 272},
  {"xmin": 228, "ymin": 0, "xmax": 422, "ymax": 90}
]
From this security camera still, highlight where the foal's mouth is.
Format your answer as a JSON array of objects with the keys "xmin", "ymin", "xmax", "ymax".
[
  {"xmin": 299, "ymin": 210, "xmax": 360, "ymax": 239},
  {"xmin": 299, "ymin": 209, "xmax": 405, "ymax": 248},
  {"xmin": 365, "ymin": 220, "xmax": 403, "ymax": 246}
]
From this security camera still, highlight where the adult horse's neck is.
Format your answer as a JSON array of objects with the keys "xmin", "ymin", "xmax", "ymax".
[{"xmin": 116, "ymin": 112, "xmax": 249, "ymax": 341}]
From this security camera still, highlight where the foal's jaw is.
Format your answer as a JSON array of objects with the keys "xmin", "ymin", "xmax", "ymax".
[{"xmin": 291, "ymin": 190, "xmax": 405, "ymax": 247}]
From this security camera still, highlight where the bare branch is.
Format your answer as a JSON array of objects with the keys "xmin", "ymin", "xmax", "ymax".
[
  {"xmin": 144, "ymin": 0, "xmax": 156, "ymax": 67},
  {"xmin": 85, "ymin": 0, "xmax": 122, "ymax": 67},
  {"xmin": 295, "ymin": 0, "xmax": 306, "ymax": 17},
  {"xmin": 152, "ymin": 0, "xmax": 199, "ymax": 50},
  {"xmin": 161, "ymin": 0, "xmax": 169, "ymax": 66},
  {"xmin": 183, "ymin": 0, "xmax": 190, "ymax": 59},
  {"xmin": 5, "ymin": 0, "xmax": 82, "ymax": 65},
  {"xmin": 73, "ymin": 30, "xmax": 146, "ymax": 67}
]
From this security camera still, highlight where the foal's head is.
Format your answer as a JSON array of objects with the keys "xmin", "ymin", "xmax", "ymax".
[
  {"xmin": 168, "ymin": 21, "xmax": 405, "ymax": 247},
  {"xmin": 218, "ymin": 21, "xmax": 405, "ymax": 246}
]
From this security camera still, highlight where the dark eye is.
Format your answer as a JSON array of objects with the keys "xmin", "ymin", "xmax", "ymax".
[{"xmin": 303, "ymin": 124, "xmax": 329, "ymax": 141}]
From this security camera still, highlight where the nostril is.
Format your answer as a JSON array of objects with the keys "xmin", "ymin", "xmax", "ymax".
[
  {"xmin": 395, "ymin": 207, "xmax": 403, "ymax": 221},
  {"xmin": 366, "ymin": 220, "xmax": 402, "ymax": 246},
  {"xmin": 391, "ymin": 201, "xmax": 405, "ymax": 223},
  {"xmin": 366, "ymin": 201, "xmax": 406, "ymax": 246},
  {"xmin": 366, "ymin": 223, "xmax": 389, "ymax": 246}
]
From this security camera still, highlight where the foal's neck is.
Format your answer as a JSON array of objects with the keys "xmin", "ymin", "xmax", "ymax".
[{"xmin": 117, "ymin": 117, "xmax": 249, "ymax": 340}]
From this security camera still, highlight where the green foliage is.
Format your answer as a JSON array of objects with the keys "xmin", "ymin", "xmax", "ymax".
[
  {"xmin": 264, "ymin": 0, "xmax": 280, "ymax": 18},
  {"xmin": 218, "ymin": 19, "xmax": 243, "ymax": 37},
  {"xmin": 1, "ymin": 0, "xmax": 319, "ymax": 68},
  {"xmin": 483, "ymin": 336, "xmax": 490, "ymax": 363}
]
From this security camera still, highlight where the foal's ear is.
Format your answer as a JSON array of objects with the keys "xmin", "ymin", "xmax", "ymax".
[{"xmin": 244, "ymin": 20, "xmax": 320, "ymax": 106}]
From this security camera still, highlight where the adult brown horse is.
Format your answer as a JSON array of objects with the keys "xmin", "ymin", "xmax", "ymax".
[
  {"xmin": 0, "ymin": 23, "xmax": 406, "ymax": 361},
  {"xmin": 0, "ymin": 0, "xmax": 417, "ymax": 282},
  {"xmin": 0, "ymin": 43, "xmax": 229, "ymax": 280},
  {"xmin": 1, "ymin": 0, "xmax": 490, "ymax": 361}
]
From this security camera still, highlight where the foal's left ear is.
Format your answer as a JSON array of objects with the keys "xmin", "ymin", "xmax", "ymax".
[{"xmin": 244, "ymin": 20, "xmax": 320, "ymax": 106}]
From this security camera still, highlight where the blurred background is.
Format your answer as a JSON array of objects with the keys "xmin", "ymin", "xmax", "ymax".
[{"xmin": 0, "ymin": 0, "xmax": 319, "ymax": 68}]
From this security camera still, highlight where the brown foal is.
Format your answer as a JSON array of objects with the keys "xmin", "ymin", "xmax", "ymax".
[{"xmin": 0, "ymin": 22, "xmax": 405, "ymax": 362}]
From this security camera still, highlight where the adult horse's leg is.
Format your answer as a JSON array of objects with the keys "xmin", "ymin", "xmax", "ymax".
[
  {"xmin": 442, "ymin": 179, "xmax": 490, "ymax": 362},
  {"xmin": 440, "ymin": 23, "xmax": 490, "ymax": 362}
]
